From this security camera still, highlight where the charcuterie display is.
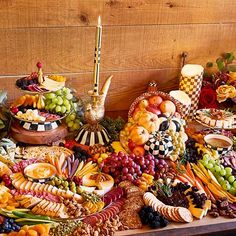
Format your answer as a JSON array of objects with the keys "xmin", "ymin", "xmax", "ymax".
[
  {"xmin": 1, "ymin": 19, "xmax": 236, "ymax": 236},
  {"xmin": 1, "ymin": 74, "xmax": 236, "ymax": 236}
]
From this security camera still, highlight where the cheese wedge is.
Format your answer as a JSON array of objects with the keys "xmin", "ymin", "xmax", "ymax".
[{"xmin": 24, "ymin": 181, "xmax": 33, "ymax": 191}]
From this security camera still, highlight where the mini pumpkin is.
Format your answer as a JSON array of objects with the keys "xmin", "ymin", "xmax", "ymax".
[
  {"xmin": 158, "ymin": 115, "xmax": 182, "ymax": 132},
  {"xmin": 144, "ymin": 131, "xmax": 173, "ymax": 157},
  {"xmin": 135, "ymin": 111, "xmax": 160, "ymax": 133},
  {"xmin": 129, "ymin": 125, "xmax": 149, "ymax": 145}
]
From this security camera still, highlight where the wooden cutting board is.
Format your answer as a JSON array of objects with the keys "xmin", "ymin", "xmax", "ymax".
[{"xmin": 10, "ymin": 121, "xmax": 68, "ymax": 145}]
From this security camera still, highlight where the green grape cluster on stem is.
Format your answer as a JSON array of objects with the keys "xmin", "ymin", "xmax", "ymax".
[
  {"xmin": 44, "ymin": 87, "xmax": 73, "ymax": 115},
  {"xmin": 199, "ymin": 154, "xmax": 236, "ymax": 195}
]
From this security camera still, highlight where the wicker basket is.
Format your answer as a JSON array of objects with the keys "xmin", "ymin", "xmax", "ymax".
[{"xmin": 128, "ymin": 81, "xmax": 183, "ymax": 118}]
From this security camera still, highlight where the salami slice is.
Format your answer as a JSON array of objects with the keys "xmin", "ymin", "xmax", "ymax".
[
  {"xmin": 83, "ymin": 199, "xmax": 124, "ymax": 226},
  {"xmin": 103, "ymin": 187, "xmax": 124, "ymax": 205},
  {"xmin": 83, "ymin": 215, "xmax": 98, "ymax": 225}
]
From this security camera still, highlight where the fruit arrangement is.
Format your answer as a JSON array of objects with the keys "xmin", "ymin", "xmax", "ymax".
[
  {"xmin": 120, "ymin": 89, "xmax": 187, "ymax": 161},
  {"xmin": 10, "ymin": 87, "xmax": 76, "ymax": 124},
  {"xmin": 3, "ymin": 76, "xmax": 236, "ymax": 236},
  {"xmin": 15, "ymin": 63, "xmax": 66, "ymax": 93}
]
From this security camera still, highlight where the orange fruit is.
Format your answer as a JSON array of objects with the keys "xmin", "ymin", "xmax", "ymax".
[
  {"xmin": 32, "ymin": 224, "xmax": 46, "ymax": 234},
  {"xmin": 160, "ymin": 100, "xmax": 176, "ymax": 115},
  {"xmin": 26, "ymin": 229, "xmax": 38, "ymax": 236},
  {"xmin": 133, "ymin": 146, "xmax": 145, "ymax": 156},
  {"xmin": 8, "ymin": 232, "xmax": 18, "ymax": 236},
  {"xmin": 18, "ymin": 230, "xmax": 27, "ymax": 236}
]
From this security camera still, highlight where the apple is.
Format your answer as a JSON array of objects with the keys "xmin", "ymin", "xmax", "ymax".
[
  {"xmin": 138, "ymin": 99, "xmax": 149, "ymax": 110},
  {"xmin": 128, "ymin": 139, "xmax": 136, "ymax": 151},
  {"xmin": 146, "ymin": 105, "xmax": 161, "ymax": 115},
  {"xmin": 11, "ymin": 107, "xmax": 19, "ymax": 114},
  {"xmin": 149, "ymin": 95, "xmax": 163, "ymax": 107}
]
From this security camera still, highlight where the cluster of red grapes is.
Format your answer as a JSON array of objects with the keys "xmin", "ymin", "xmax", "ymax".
[
  {"xmin": 71, "ymin": 176, "xmax": 83, "ymax": 186},
  {"xmin": 1, "ymin": 174, "xmax": 12, "ymax": 188},
  {"xmin": 12, "ymin": 158, "xmax": 38, "ymax": 173},
  {"xmin": 99, "ymin": 152, "xmax": 172, "ymax": 184}
]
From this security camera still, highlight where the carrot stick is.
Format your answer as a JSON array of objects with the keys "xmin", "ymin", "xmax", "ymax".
[
  {"xmin": 186, "ymin": 162, "xmax": 196, "ymax": 181},
  {"xmin": 179, "ymin": 173, "xmax": 195, "ymax": 186},
  {"xmin": 176, "ymin": 176, "xmax": 193, "ymax": 185}
]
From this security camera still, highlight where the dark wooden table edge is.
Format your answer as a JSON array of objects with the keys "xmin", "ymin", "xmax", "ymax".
[{"xmin": 116, "ymin": 219, "xmax": 236, "ymax": 236}]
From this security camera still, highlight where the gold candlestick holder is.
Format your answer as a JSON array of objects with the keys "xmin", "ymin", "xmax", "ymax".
[{"xmin": 75, "ymin": 76, "xmax": 112, "ymax": 146}]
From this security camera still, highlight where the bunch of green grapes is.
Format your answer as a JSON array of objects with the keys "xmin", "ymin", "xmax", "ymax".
[
  {"xmin": 48, "ymin": 176, "xmax": 77, "ymax": 193},
  {"xmin": 44, "ymin": 87, "xmax": 73, "ymax": 114},
  {"xmin": 65, "ymin": 95, "xmax": 84, "ymax": 132},
  {"xmin": 66, "ymin": 112, "xmax": 82, "ymax": 132},
  {"xmin": 166, "ymin": 130, "xmax": 185, "ymax": 156},
  {"xmin": 200, "ymin": 155, "xmax": 236, "ymax": 195}
]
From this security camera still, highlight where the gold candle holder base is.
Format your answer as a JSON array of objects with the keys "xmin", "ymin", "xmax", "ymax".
[{"xmin": 75, "ymin": 75, "xmax": 112, "ymax": 146}]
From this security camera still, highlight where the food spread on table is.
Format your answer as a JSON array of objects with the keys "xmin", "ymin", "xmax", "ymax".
[
  {"xmin": 1, "ymin": 18, "xmax": 236, "ymax": 236},
  {"xmin": 1, "ymin": 77, "xmax": 236, "ymax": 236}
]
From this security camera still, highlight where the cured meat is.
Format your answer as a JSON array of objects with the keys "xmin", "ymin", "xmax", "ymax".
[
  {"xmin": 83, "ymin": 199, "xmax": 125, "ymax": 226},
  {"xmin": 10, "ymin": 189, "xmax": 61, "ymax": 203},
  {"xmin": 102, "ymin": 187, "xmax": 124, "ymax": 205}
]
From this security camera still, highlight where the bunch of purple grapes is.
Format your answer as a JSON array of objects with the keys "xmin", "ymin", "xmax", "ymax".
[{"xmin": 99, "ymin": 152, "xmax": 170, "ymax": 184}]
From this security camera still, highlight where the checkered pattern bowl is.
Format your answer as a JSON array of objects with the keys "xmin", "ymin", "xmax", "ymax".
[
  {"xmin": 204, "ymin": 134, "xmax": 233, "ymax": 155},
  {"xmin": 19, "ymin": 120, "xmax": 61, "ymax": 131}
]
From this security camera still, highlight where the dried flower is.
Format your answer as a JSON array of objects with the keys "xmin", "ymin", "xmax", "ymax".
[{"xmin": 216, "ymin": 85, "xmax": 236, "ymax": 103}]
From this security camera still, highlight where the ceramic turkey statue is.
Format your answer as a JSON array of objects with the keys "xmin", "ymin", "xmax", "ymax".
[
  {"xmin": 120, "ymin": 81, "xmax": 188, "ymax": 161},
  {"xmin": 75, "ymin": 76, "xmax": 113, "ymax": 146}
]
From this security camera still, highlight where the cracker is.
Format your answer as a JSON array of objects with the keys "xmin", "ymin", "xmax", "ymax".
[
  {"xmin": 176, "ymin": 207, "xmax": 193, "ymax": 223},
  {"xmin": 119, "ymin": 210, "xmax": 142, "ymax": 229}
]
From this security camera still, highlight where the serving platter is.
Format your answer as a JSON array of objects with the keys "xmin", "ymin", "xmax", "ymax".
[
  {"xmin": 10, "ymin": 111, "xmax": 67, "ymax": 124},
  {"xmin": 195, "ymin": 118, "xmax": 236, "ymax": 130},
  {"xmin": 195, "ymin": 108, "xmax": 236, "ymax": 130},
  {"xmin": 15, "ymin": 83, "xmax": 63, "ymax": 95}
]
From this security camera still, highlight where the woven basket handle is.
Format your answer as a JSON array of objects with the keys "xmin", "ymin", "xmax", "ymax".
[{"xmin": 148, "ymin": 80, "xmax": 158, "ymax": 92}]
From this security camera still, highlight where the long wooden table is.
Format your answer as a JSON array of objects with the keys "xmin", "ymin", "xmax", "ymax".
[{"xmin": 115, "ymin": 216, "xmax": 236, "ymax": 236}]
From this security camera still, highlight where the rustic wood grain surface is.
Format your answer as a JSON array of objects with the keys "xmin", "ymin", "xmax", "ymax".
[
  {"xmin": 0, "ymin": 0, "xmax": 236, "ymax": 28},
  {"xmin": 0, "ymin": 0, "xmax": 235, "ymax": 113},
  {"xmin": 115, "ymin": 216, "xmax": 236, "ymax": 236}
]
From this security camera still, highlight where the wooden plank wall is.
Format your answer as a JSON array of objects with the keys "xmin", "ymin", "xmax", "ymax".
[{"xmin": 0, "ymin": 0, "xmax": 236, "ymax": 114}]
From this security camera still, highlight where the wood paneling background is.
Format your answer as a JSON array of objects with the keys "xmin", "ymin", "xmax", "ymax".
[{"xmin": 0, "ymin": 0, "xmax": 236, "ymax": 113}]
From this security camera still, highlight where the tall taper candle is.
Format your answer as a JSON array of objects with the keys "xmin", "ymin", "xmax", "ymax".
[{"xmin": 93, "ymin": 16, "xmax": 102, "ymax": 96}]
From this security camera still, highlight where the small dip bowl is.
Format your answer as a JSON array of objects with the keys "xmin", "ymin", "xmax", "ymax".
[
  {"xmin": 24, "ymin": 163, "xmax": 57, "ymax": 183},
  {"xmin": 204, "ymin": 134, "xmax": 233, "ymax": 155}
]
